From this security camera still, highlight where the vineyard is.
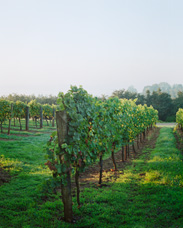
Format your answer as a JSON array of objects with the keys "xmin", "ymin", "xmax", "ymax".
[
  {"xmin": 0, "ymin": 99, "xmax": 56, "ymax": 134},
  {"xmin": 45, "ymin": 86, "xmax": 158, "ymax": 222},
  {"xmin": 0, "ymin": 86, "xmax": 183, "ymax": 227}
]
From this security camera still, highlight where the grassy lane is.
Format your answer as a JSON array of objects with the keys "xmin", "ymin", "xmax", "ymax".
[
  {"xmin": 0, "ymin": 127, "xmax": 183, "ymax": 227},
  {"xmin": 0, "ymin": 130, "xmax": 56, "ymax": 228}
]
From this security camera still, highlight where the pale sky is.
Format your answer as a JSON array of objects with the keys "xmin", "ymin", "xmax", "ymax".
[{"xmin": 0, "ymin": 0, "xmax": 183, "ymax": 97}]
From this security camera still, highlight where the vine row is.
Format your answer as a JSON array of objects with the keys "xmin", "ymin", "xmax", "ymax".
[
  {"xmin": 0, "ymin": 99, "xmax": 55, "ymax": 133},
  {"xmin": 45, "ymin": 86, "xmax": 158, "ymax": 222}
]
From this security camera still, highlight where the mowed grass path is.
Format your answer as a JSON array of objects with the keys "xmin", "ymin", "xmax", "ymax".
[
  {"xmin": 0, "ymin": 126, "xmax": 183, "ymax": 227},
  {"xmin": 0, "ymin": 127, "xmax": 55, "ymax": 228}
]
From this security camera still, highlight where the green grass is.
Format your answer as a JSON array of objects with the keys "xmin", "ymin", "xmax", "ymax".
[
  {"xmin": 0, "ymin": 127, "xmax": 183, "ymax": 227},
  {"xmin": 2, "ymin": 118, "xmax": 55, "ymax": 131},
  {"xmin": 1, "ymin": 119, "xmax": 55, "ymax": 140}
]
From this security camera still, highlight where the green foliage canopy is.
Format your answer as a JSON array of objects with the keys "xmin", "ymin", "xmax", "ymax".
[{"xmin": 46, "ymin": 86, "xmax": 158, "ymax": 182}]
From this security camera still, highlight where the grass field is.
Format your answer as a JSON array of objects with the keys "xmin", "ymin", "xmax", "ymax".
[{"xmin": 0, "ymin": 125, "xmax": 183, "ymax": 227}]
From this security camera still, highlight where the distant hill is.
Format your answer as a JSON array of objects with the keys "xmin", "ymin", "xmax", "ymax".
[{"xmin": 141, "ymin": 82, "xmax": 183, "ymax": 98}]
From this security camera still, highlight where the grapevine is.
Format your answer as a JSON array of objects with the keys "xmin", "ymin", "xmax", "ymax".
[{"xmin": 45, "ymin": 86, "xmax": 158, "ymax": 222}]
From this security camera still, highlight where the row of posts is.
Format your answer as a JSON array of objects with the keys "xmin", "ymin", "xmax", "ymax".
[
  {"xmin": 25, "ymin": 106, "xmax": 55, "ymax": 130},
  {"xmin": 7, "ymin": 106, "xmax": 55, "ymax": 131}
]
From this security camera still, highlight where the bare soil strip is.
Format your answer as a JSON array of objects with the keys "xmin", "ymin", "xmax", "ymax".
[{"xmin": 174, "ymin": 128, "xmax": 183, "ymax": 153}]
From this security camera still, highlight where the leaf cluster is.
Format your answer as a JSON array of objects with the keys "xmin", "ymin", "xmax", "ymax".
[
  {"xmin": 28, "ymin": 100, "xmax": 41, "ymax": 119},
  {"xmin": 176, "ymin": 108, "xmax": 183, "ymax": 129},
  {"xmin": 0, "ymin": 99, "xmax": 12, "ymax": 122},
  {"xmin": 13, "ymin": 100, "xmax": 27, "ymax": 119}
]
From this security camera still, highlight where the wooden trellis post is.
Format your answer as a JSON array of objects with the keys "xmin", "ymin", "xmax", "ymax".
[
  {"xmin": 40, "ymin": 106, "xmax": 43, "ymax": 128},
  {"xmin": 56, "ymin": 110, "xmax": 73, "ymax": 223},
  {"xmin": 26, "ymin": 106, "xmax": 29, "ymax": 131},
  {"xmin": 52, "ymin": 108, "xmax": 55, "ymax": 127}
]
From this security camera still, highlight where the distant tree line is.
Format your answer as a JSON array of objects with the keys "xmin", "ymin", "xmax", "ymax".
[
  {"xmin": 111, "ymin": 89, "xmax": 183, "ymax": 121},
  {"xmin": 126, "ymin": 82, "xmax": 183, "ymax": 99},
  {"xmin": 142, "ymin": 82, "xmax": 183, "ymax": 98},
  {"xmin": 0, "ymin": 94, "xmax": 57, "ymax": 105},
  {"xmin": 127, "ymin": 82, "xmax": 183, "ymax": 99}
]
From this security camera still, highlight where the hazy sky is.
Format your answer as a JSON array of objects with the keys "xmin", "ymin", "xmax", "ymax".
[{"xmin": 0, "ymin": 0, "xmax": 183, "ymax": 97}]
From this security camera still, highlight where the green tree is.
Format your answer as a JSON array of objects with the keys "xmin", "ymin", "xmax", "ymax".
[
  {"xmin": 111, "ymin": 89, "xmax": 137, "ymax": 100},
  {"xmin": 150, "ymin": 91, "xmax": 173, "ymax": 121}
]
